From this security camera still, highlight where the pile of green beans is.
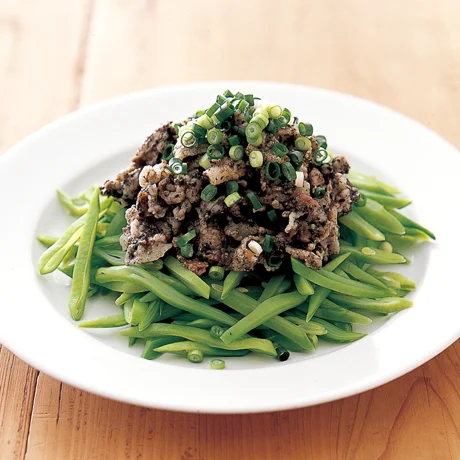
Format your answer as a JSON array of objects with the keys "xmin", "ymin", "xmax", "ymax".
[{"xmin": 37, "ymin": 170, "xmax": 434, "ymax": 367}]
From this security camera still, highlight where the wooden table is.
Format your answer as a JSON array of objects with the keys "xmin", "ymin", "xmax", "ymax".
[{"xmin": 1, "ymin": 1, "xmax": 459, "ymax": 458}]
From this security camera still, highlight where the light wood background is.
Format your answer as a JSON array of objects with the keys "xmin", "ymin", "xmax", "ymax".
[{"xmin": 1, "ymin": 1, "xmax": 459, "ymax": 459}]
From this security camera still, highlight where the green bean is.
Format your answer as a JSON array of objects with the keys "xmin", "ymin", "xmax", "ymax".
[
  {"xmin": 92, "ymin": 247, "xmax": 125, "ymax": 266},
  {"xmin": 341, "ymin": 261, "xmax": 392, "ymax": 290},
  {"xmin": 339, "ymin": 212, "xmax": 385, "ymax": 241},
  {"xmin": 36, "ymin": 235, "xmax": 59, "ymax": 248},
  {"xmin": 128, "ymin": 337, "xmax": 137, "ymax": 347},
  {"xmin": 94, "ymin": 235, "xmax": 122, "ymax": 248},
  {"xmin": 305, "ymin": 253, "xmax": 351, "ymax": 322},
  {"xmin": 348, "ymin": 171, "xmax": 400, "ymax": 195},
  {"xmin": 96, "ymin": 266, "xmax": 236, "ymax": 326},
  {"xmin": 121, "ymin": 323, "xmax": 277, "ymax": 357},
  {"xmin": 283, "ymin": 316, "xmax": 327, "ymax": 335},
  {"xmin": 56, "ymin": 188, "xmax": 89, "ymax": 216},
  {"xmin": 294, "ymin": 274, "xmax": 314, "ymax": 295},
  {"xmin": 258, "ymin": 275, "xmax": 286, "ymax": 302},
  {"xmin": 339, "ymin": 241, "xmax": 406, "ymax": 264},
  {"xmin": 105, "ymin": 207, "xmax": 127, "ymax": 237},
  {"xmin": 335, "ymin": 268, "xmax": 349, "ymax": 279},
  {"xmin": 78, "ymin": 312, "xmax": 127, "ymax": 328},
  {"xmin": 96, "ymin": 280, "xmax": 146, "ymax": 293},
  {"xmin": 149, "ymin": 270, "xmax": 196, "ymax": 297},
  {"xmin": 331, "ymin": 321, "xmax": 353, "ymax": 332},
  {"xmin": 68, "ymin": 189, "xmax": 100, "ymax": 320},
  {"xmin": 358, "ymin": 191, "xmax": 411, "ymax": 209},
  {"xmin": 292, "ymin": 258, "xmax": 391, "ymax": 298},
  {"xmin": 258, "ymin": 331, "xmax": 308, "ymax": 352},
  {"xmin": 187, "ymin": 318, "xmax": 225, "ymax": 329},
  {"xmin": 386, "ymin": 208, "xmax": 435, "ymax": 240},
  {"xmin": 222, "ymin": 271, "xmax": 245, "ymax": 299},
  {"xmin": 139, "ymin": 292, "xmax": 157, "ymax": 303},
  {"xmin": 365, "ymin": 268, "xmax": 415, "ymax": 291},
  {"xmin": 141, "ymin": 337, "xmax": 184, "ymax": 360},
  {"xmin": 209, "ymin": 286, "xmax": 314, "ymax": 350},
  {"xmin": 163, "ymin": 256, "xmax": 210, "ymax": 299},
  {"xmin": 154, "ymin": 341, "xmax": 249, "ymax": 357},
  {"xmin": 308, "ymin": 334, "xmax": 319, "ymax": 348},
  {"xmin": 312, "ymin": 318, "xmax": 366, "ymax": 343},
  {"xmin": 329, "ymin": 293, "xmax": 413, "ymax": 313},
  {"xmin": 115, "ymin": 292, "xmax": 134, "ymax": 306},
  {"xmin": 127, "ymin": 299, "xmax": 149, "ymax": 325},
  {"xmin": 384, "ymin": 232, "xmax": 427, "ymax": 250},
  {"xmin": 316, "ymin": 300, "xmax": 372, "ymax": 325},
  {"xmin": 355, "ymin": 198, "xmax": 405, "ymax": 235},
  {"xmin": 220, "ymin": 292, "xmax": 308, "ymax": 345}
]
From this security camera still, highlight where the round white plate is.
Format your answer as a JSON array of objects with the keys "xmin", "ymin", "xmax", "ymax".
[{"xmin": 0, "ymin": 82, "xmax": 459, "ymax": 413}]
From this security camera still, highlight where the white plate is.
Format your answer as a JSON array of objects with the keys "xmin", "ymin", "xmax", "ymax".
[{"xmin": 0, "ymin": 82, "xmax": 459, "ymax": 413}]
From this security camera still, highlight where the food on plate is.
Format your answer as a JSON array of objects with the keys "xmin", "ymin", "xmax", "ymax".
[{"xmin": 37, "ymin": 90, "xmax": 434, "ymax": 366}]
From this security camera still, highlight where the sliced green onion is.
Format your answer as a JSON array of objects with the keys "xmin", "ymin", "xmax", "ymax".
[
  {"xmin": 295, "ymin": 171, "xmax": 304, "ymax": 188},
  {"xmin": 244, "ymin": 107, "xmax": 255, "ymax": 122},
  {"xmin": 207, "ymin": 145, "xmax": 225, "ymax": 160},
  {"xmin": 315, "ymin": 135, "xmax": 327, "ymax": 148},
  {"xmin": 228, "ymin": 135, "xmax": 240, "ymax": 146},
  {"xmin": 234, "ymin": 91, "xmax": 244, "ymax": 99},
  {"xmin": 218, "ymin": 120, "xmax": 232, "ymax": 132},
  {"xmin": 281, "ymin": 108, "xmax": 291, "ymax": 123},
  {"xmin": 207, "ymin": 128, "xmax": 223, "ymax": 145},
  {"xmin": 216, "ymin": 94, "xmax": 227, "ymax": 105},
  {"xmin": 276, "ymin": 346, "xmax": 290, "ymax": 362},
  {"xmin": 211, "ymin": 358, "xmax": 225, "ymax": 369},
  {"xmin": 210, "ymin": 325, "xmax": 225, "ymax": 339},
  {"xmin": 267, "ymin": 209, "xmax": 278, "ymax": 222},
  {"xmin": 273, "ymin": 116, "xmax": 287, "ymax": 128},
  {"xmin": 169, "ymin": 160, "xmax": 184, "ymax": 175},
  {"xmin": 262, "ymin": 235, "xmax": 275, "ymax": 253},
  {"xmin": 313, "ymin": 187, "xmax": 326, "ymax": 198},
  {"xmin": 187, "ymin": 349, "xmax": 204, "ymax": 363},
  {"xmin": 246, "ymin": 122, "xmax": 262, "ymax": 139},
  {"xmin": 201, "ymin": 184, "xmax": 218, "ymax": 202},
  {"xmin": 181, "ymin": 164, "xmax": 188, "ymax": 174},
  {"xmin": 244, "ymin": 94, "xmax": 254, "ymax": 105},
  {"xmin": 249, "ymin": 150, "xmax": 264, "ymax": 168},
  {"xmin": 246, "ymin": 192, "xmax": 263, "ymax": 210},
  {"xmin": 223, "ymin": 89, "xmax": 234, "ymax": 97},
  {"xmin": 229, "ymin": 145, "xmax": 244, "ymax": 161},
  {"xmin": 281, "ymin": 162, "xmax": 296, "ymax": 182},
  {"xmin": 196, "ymin": 114, "xmax": 213, "ymax": 129},
  {"xmin": 238, "ymin": 99, "xmax": 249, "ymax": 112},
  {"xmin": 162, "ymin": 144, "xmax": 175, "ymax": 161},
  {"xmin": 362, "ymin": 247, "xmax": 376, "ymax": 256},
  {"xmin": 213, "ymin": 104, "xmax": 235, "ymax": 123},
  {"xmin": 173, "ymin": 123, "xmax": 182, "ymax": 134},
  {"xmin": 191, "ymin": 123, "xmax": 207, "ymax": 138},
  {"xmin": 224, "ymin": 192, "xmax": 241, "ymax": 207},
  {"xmin": 295, "ymin": 136, "xmax": 312, "ymax": 151},
  {"xmin": 271, "ymin": 142, "xmax": 289, "ymax": 158},
  {"xmin": 226, "ymin": 181, "xmax": 239, "ymax": 195},
  {"xmin": 180, "ymin": 244, "xmax": 194, "ymax": 258},
  {"xmin": 298, "ymin": 122, "xmax": 313, "ymax": 136},
  {"xmin": 252, "ymin": 115, "xmax": 269, "ymax": 129},
  {"xmin": 209, "ymin": 266, "xmax": 225, "ymax": 281},
  {"xmin": 199, "ymin": 153, "xmax": 211, "ymax": 169},
  {"xmin": 195, "ymin": 109, "xmax": 205, "ymax": 117},
  {"xmin": 265, "ymin": 161, "xmax": 281, "ymax": 180},
  {"xmin": 180, "ymin": 131, "xmax": 197, "ymax": 148},
  {"xmin": 248, "ymin": 240, "xmax": 263, "ymax": 256},
  {"xmin": 206, "ymin": 103, "xmax": 220, "ymax": 117},
  {"xmin": 267, "ymin": 105, "xmax": 283, "ymax": 119},
  {"xmin": 247, "ymin": 134, "xmax": 263, "ymax": 146},
  {"xmin": 312, "ymin": 148, "xmax": 328, "ymax": 166},
  {"xmin": 177, "ymin": 230, "xmax": 197, "ymax": 248},
  {"xmin": 266, "ymin": 120, "xmax": 277, "ymax": 134},
  {"xmin": 267, "ymin": 255, "xmax": 282, "ymax": 267}
]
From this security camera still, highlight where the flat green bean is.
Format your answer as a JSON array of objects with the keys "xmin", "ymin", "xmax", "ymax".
[
  {"xmin": 339, "ymin": 241, "xmax": 406, "ymax": 264},
  {"xmin": 283, "ymin": 316, "xmax": 327, "ymax": 335},
  {"xmin": 96, "ymin": 266, "xmax": 237, "ymax": 326},
  {"xmin": 308, "ymin": 334, "xmax": 318, "ymax": 348},
  {"xmin": 105, "ymin": 207, "xmax": 127, "ymax": 237},
  {"xmin": 387, "ymin": 208, "xmax": 435, "ymax": 240},
  {"xmin": 341, "ymin": 261, "xmax": 392, "ymax": 290},
  {"xmin": 331, "ymin": 321, "xmax": 353, "ymax": 332},
  {"xmin": 348, "ymin": 171, "xmax": 400, "ymax": 195},
  {"xmin": 36, "ymin": 235, "xmax": 59, "ymax": 248},
  {"xmin": 258, "ymin": 331, "xmax": 307, "ymax": 352},
  {"xmin": 121, "ymin": 323, "xmax": 277, "ymax": 357},
  {"xmin": 68, "ymin": 189, "xmax": 100, "ymax": 320},
  {"xmin": 339, "ymin": 212, "xmax": 385, "ymax": 241},
  {"xmin": 94, "ymin": 235, "xmax": 122, "ymax": 248},
  {"xmin": 329, "ymin": 293, "xmax": 413, "ymax": 313},
  {"xmin": 294, "ymin": 274, "xmax": 314, "ymax": 295},
  {"xmin": 316, "ymin": 300, "xmax": 372, "ymax": 324},
  {"xmin": 365, "ymin": 268, "xmax": 415, "ymax": 290},
  {"xmin": 220, "ymin": 292, "xmax": 308, "ymax": 344},
  {"xmin": 359, "ymin": 191, "xmax": 411, "ymax": 209},
  {"xmin": 154, "ymin": 341, "xmax": 249, "ymax": 357},
  {"xmin": 56, "ymin": 188, "xmax": 90, "ymax": 216},
  {"xmin": 209, "ymin": 286, "xmax": 314, "ymax": 350},
  {"xmin": 258, "ymin": 275, "xmax": 286, "ymax": 302},
  {"xmin": 292, "ymin": 258, "xmax": 391, "ymax": 298},
  {"xmin": 222, "ymin": 271, "xmax": 245, "ymax": 299},
  {"xmin": 312, "ymin": 318, "xmax": 366, "ymax": 343},
  {"xmin": 149, "ymin": 270, "xmax": 196, "ymax": 297},
  {"xmin": 141, "ymin": 337, "xmax": 184, "ymax": 360},
  {"xmin": 355, "ymin": 198, "xmax": 405, "ymax": 235},
  {"xmin": 78, "ymin": 312, "xmax": 127, "ymax": 328},
  {"xmin": 115, "ymin": 292, "xmax": 134, "ymax": 306},
  {"xmin": 163, "ymin": 256, "xmax": 210, "ymax": 299}
]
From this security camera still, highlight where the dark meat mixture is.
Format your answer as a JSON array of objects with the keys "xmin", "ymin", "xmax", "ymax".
[{"xmin": 102, "ymin": 117, "xmax": 359, "ymax": 274}]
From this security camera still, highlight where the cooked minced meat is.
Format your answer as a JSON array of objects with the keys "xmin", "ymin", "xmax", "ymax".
[{"xmin": 103, "ymin": 97, "xmax": 359, "ymax": 274}]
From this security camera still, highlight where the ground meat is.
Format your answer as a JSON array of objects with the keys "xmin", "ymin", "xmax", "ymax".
[{"xmin": 102, "ymin": 112, "xmax": 359, "ymax": 271}]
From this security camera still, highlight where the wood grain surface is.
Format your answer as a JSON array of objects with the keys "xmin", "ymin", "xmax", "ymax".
[{"xmin": 0, "ymin": 1, "xmax": 459, "ymax": 458}]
